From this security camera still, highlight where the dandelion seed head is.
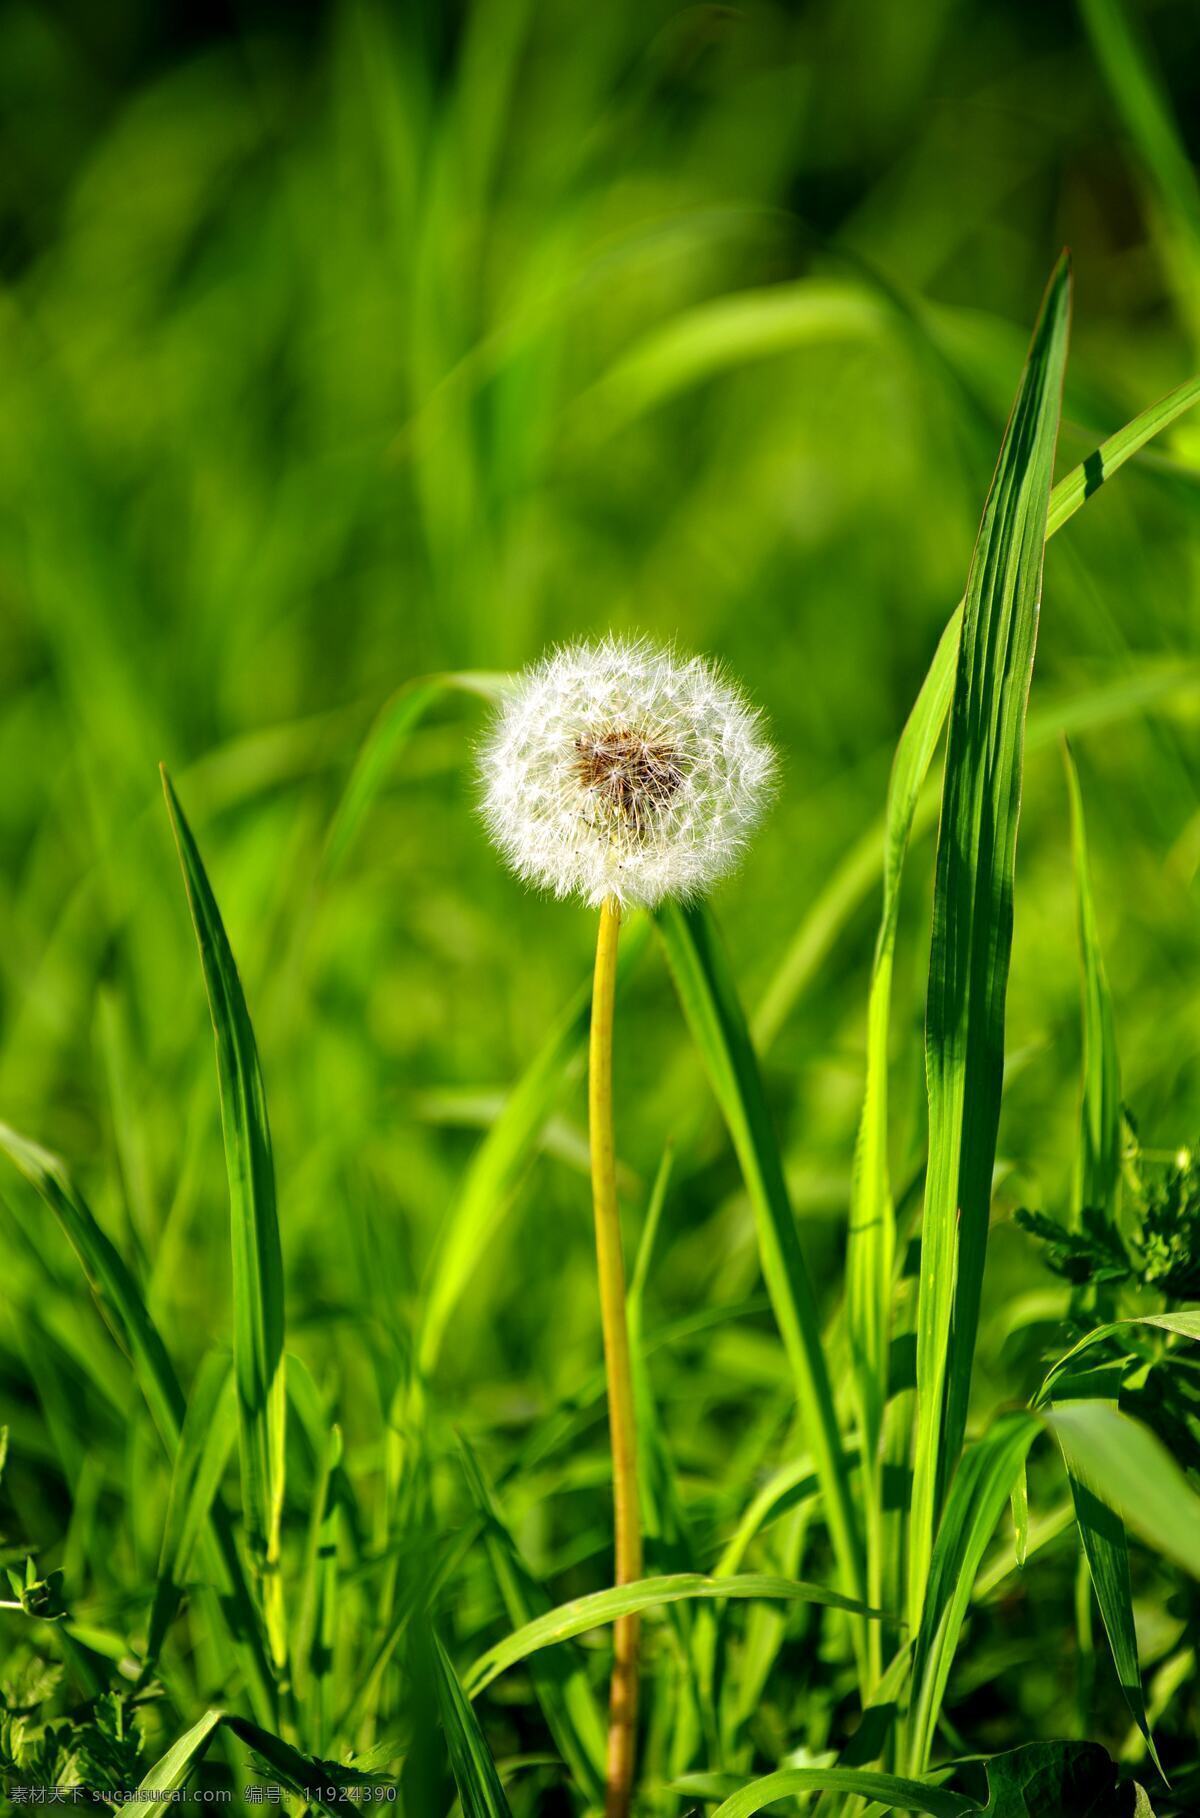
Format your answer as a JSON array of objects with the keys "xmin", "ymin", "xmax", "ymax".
[{"xmin": 479, "ymin": 636, "xmax": 776, "ymax": 908}]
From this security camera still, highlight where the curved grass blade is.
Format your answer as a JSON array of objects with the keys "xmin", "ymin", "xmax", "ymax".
[
  {"xmin": 708, "ymin": 1768, "xmax": 978, "ymax": 1818},
  {"xmin": 145, "ymin": 1347, "xmax": 237, "ymax": 1672},
  {"xmin": 654, "ymin": 900, "xmax": 865, "ymax": 1661},
  {"xmin": 1064, "ymin": 744, "xmax": 1122, "ymax": 1224},
  {"xmin": 0, "ymin": 1124, "xmax": 277, "ymax": 1722},
  {"xmin": 1037, "ymin": 1311, "xmax": 1200, "ymax": 1405},
  {"xmin": 418, "ymin": 914, "xmax": 650, "ymax": 1377},
  {"xmin": 908, "ymin": 257, "xmax": 1071, "ymax": 1632},
  {"xmin": 458, "ymin": 1435, "xmax": 605, "ymax": 1804},
  {"xmin": 1044, "ymin": 1402, "xmax": 1200, "ymax": 1579},
  {"xmin": 122, "ymin": 1709, "xmax": 223, "ymax": 1818},
  {"xmin": 465, "ymin": 1571, "xmax": 884, "ymax": 1698},
  {"xmin": 162, "ymin": 768, "xmax": 287, "ymax": 1667},
  {"xmin": 576, "ymin": 278, "xmax": 886, "ymax": 438},
  {"xmin": 907, "ymin": 1412, "xmax": 1040, "ymax": 1774},
  {"xmin": 433, "ymin": 1631, "xmax": 515, "ymax": 1818},
  {"xmin": 323, "ymin": 670, "xmax": 511, "ymax": 879}
]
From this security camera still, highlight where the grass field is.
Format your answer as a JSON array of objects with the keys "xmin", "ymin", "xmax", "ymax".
[{"xmin": 1, "ymin": 3, "xmax": 1199, "ymax": 1814}]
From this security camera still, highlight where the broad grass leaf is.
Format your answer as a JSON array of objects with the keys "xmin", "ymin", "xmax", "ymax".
[
  {"xmin": 909, "ymin": 257, "xmax": 1071, "ymax": 1630},
  {"xmin": 162, "ymin": 768, "xmax": 287, "ymax": 1664},
  {"xmin": 432, "ymin": 1631, "xmax": 516, "ymax": 1818},
  {"xmin": 121, "ymin": 1709, "xmax": 222, "ymax": 1817},
  {"xmin": 464, "ymin": 1572, "xmax": 886, "ymax": 1698},
  {"xmin": 1044, "ymin": 1401, "xmax": 1200, "ymax": 1578},
  {"xmin": 654, "ymin": 899, "xmax": 865, "ymax": 1642}
]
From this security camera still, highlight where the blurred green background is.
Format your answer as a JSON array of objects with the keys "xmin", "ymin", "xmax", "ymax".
[{"xmin": 1, "ymin": 0, "xmax": 1199, "ymax": 1780}]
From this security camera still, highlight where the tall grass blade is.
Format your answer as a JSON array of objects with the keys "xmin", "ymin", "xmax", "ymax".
[
  {"xmin": 756, "ymin": 361, "xmax": 1200, "ymax": 1054},
  {"xmin": 432, "ymin": 1630, "xmax": 516, "ymax": 1818},
  {"xmin": 0, "ymin": 1124, "xmax": 277, "ymax": 1722},
  {"xmin": 907, "ymin": 1412, "xmax": 1040, "ymax": 1773},
  {"xmin": 1060, "ymin": 746, "xmax": 1161, "ymax": 1769},
  {"xmin": 1064, "ymin": 743, "xmax": 1122, "ymax": 1224},
  {"xmin": 654, "ymin": 900, "xmax": 865, "ymax": 1647},
  {"xmin": 145, "ymin": 1348, "xmax": 237, "ymax": 1671},
  {"xmin": 1078, "ymin": 0, "xmax": 1200, "ymax": 338},
  {"xmin": 908, "ymin": 257, "xmax": 1071, "ymax": 1630},
  {"xmin": 162, "ymin": 768, "xmax": 288, "ymax": 1667},
  {"xmin": 848, "ymin": 607, "xmax": 960, "ymax": 1688}
]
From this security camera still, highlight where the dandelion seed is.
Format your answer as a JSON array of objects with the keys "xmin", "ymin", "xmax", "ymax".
[{"xmin": 479, "ymin": 635, "xmax": 775, "ymax": 907}]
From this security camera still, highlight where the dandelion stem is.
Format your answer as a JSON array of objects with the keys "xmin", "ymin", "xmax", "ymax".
[{"xmin": 590, "ymin": 894, "xmax": 642, "ymax": 1818}]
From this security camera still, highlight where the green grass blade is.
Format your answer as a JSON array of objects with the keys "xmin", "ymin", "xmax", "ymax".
[
  {"xmin": 908, "ymin": 256, "xmax": 1071, "ymax": 1631},
  {"xmin": 1063, "ymin": 743, "xmax": 1122, "ymax": 1223},
  {"xmin": 225, "ymin": 1716, "xmax": 375, "ymax": 1815},
  {"xmin": 1078, "ymin": 0, "xmax": 1200, "ymax": 336},
  {"xmin": 654, "ymin": 900, "xmax": 865, "ymax": 1640},
  {"xmin": 576, "ymin": 278, "xmax": 886, "ymax": 438},
  {"xmin": 465, "ymin": 1571, "xmax": 885, "ymax": 1698},
  {"xmin": 1067, "ymin": 1465, "xmax": 1164, "ymax": 1778},
  {"xmin": 145, "ymin": 1347, "xmax": 237, "ymax": 1670},
  {"xmin": 458, "ymin": 1435, "xmax": 606, "ymax": 1803},
  {"xmin": 1044, "ymin": 1402, "xmax": 1200, "ymax": 1578},
  {"xmin": 162, "ymin": 767, "xmax": 287, "ymax": 1667},
  {"xmin": 418, "ymin": 914, "xmax": 650, "ymax": 1376},
  {"xmin": 0, "ymin": 1124, "xmax": 278, "ymax": 1724},
  {"xmin": 290, "ymin": 1406, "xmax": 341, "ymax": 1759},
  {"xmin": 323, "ymin": 670, "xmax": 511, "ymax": 879},
  {"xmin": 1037, "ymin": 1312, "xmax": 1200, "ymax": 1405},
  {"xmin": 122, "ymin": 1709, "xmax": 223, "ymax": 1818},
  {"xmin": 1045, "ymin": 372, "xmax": 1200, "ymax": 535},
  {"xmin": 848, "ymin": 605, "xmax": 960, "ymax": 1690},
  {"xmin": 708, "ymin": 1767, "xmax": 979, "ymax": 1818},
  {"xmin": 433, "ymin": 1630, "xmax": 516, "ymax": 1818},
  {"xmin": 907, "ymin": 1412, "xmax": 1041, "ymax": 1773},
  {"xmin": 756, "ymin": 362, "xmax": 1200, "ymax": 1055}
]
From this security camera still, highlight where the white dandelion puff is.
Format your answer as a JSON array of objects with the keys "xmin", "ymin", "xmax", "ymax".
[{"xmin": 479, "ymin": 636, "xmax": 776, "ymax": 908}]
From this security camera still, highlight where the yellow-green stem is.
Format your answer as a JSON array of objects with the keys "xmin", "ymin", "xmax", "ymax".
[{"xmin": 590, "ymin": 896, "xmax": 641, "ymax": 1818}]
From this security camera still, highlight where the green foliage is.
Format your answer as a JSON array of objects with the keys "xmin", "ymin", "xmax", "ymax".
[{"xmin": 2, "ymin": 3, "xmax": 1200, "ymax": 1812}]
